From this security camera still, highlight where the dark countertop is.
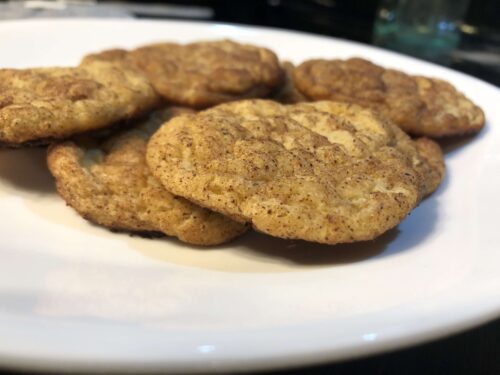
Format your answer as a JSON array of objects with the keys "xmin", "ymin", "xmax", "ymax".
[{"xmin": 278, "ymin": 318, "xmax": 500, "ymax": 375}]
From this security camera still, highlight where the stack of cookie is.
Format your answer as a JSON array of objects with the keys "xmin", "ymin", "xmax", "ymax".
[{"xmin": 0, "ymin": 40, "xmax": 484, "ymax": 247}]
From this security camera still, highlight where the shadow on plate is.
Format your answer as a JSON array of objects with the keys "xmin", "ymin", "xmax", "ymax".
[
  {"xmin": 0, "ymin": 147, "xmax": 55, "ymax": 194},
  {"xmin": 126, "ymin": 228, "xmax": 398, "ymax": 272},
  {"xmin": 222, "ymin": 228, "xmax": 399, "ymax": 266},
  {"xmin": 438, "ymin": 125, "xmax": 488, "ymax": 156},
  {"xmin": 129, "ymin": 186, "xmax": 440, "ymax": 272}
]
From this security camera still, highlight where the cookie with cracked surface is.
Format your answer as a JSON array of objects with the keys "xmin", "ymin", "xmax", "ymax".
[
  {"xmin": 85, "ymin": 40, "xmax": 284, "ymax": 108},
  {"xmin": 0, "ymin": 60, "xmax": 161, "ymax": 146},
  {"xmin": 47, "ymin": 107, "xmax": 247, "ymax": 246},
  {"xmin": 293, "ymin": 58, "xmax": 484, "ymax": 137},
  {"xmin": 147, "ymin": 100, "xmax": 443, "ymax": 245}
]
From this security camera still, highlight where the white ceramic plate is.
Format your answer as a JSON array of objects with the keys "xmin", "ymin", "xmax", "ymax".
[{"xmin": 0, "ymin": 19, "xmax": 499, "ymax": 373}]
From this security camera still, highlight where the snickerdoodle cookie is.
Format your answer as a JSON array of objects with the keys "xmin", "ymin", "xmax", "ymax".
[
  {"xmin": 294, "ymin": 58, "xmax": 484, "ymax": 137},
  {"xmin": 0, "ymin": 60, "xmax": 160, "ymax": 146},
  {"xmin": 147, "ymin": 100, "xmax": 444, "ymax": 245},
  {"xmin": 83, "ymin": 40, "xmax": 284, "ymax": 108},
  {"xmin": 47, "ymin": 107, "xmax": 247, "ymax": 245}
]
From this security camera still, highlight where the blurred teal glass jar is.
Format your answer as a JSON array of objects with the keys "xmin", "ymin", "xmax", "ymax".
[{"xmin": 373, "ymin": 0, "xmax": 470, "ymax": 65}]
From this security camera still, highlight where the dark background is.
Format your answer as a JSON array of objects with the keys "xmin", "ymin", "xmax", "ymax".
[
  {"xmin": 1, "ymin": 0, "xmax": 499, "ymax": 84},
  {"xmin": 122, "ymin": 0, "xmax": 500, "ymax": 85}
]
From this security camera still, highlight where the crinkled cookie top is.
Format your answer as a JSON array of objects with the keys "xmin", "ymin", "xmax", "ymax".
[
  {"xmin": 147, "ymin": 100, "xmax": 444, "ymax": 244},
  {"xmin": 0, "ymin": 60, "xmax": 160, "ymax": 145},
  {"xmin": 47, "ymin": 107, "xmax": 247, "ymax": 246},
  {"xmin": 294, "ymin": 58, "xmax": 484, "ymax": 137},
  {"xmin": 83, "ymin": 40, "xmax": 284, "ymax": 108}
]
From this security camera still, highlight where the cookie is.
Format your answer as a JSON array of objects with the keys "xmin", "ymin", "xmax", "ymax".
[
  {"xmin": 0, "ymin": 60, "xmax": 161, "ymax": 146},
  {"xmin": 293, "ymin": 58, "xmax": 485, "ymax": 137},
  {"xmin": 147, "ymin": 100, "xmax": 444, "ymax": 245},
  {"xmin": 47, "ymin": 107, "xmax": 247, "ymax": 246},
  {"xmin": 82, "ymin": 40, "xmax": 284, "ymax": 108}
]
